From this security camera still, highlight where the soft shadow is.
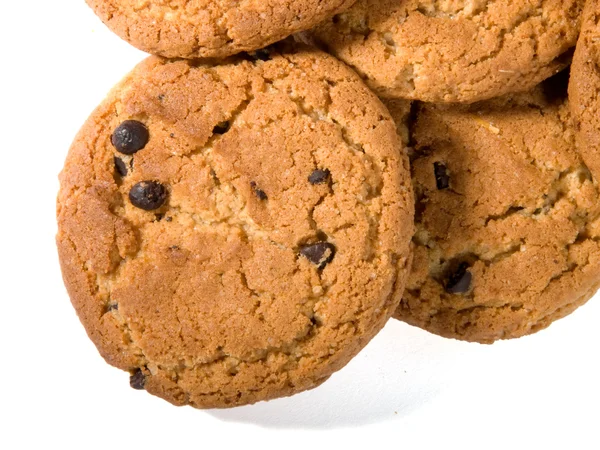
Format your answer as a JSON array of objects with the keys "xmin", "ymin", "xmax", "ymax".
[{"xmin": 208, "ymin": 320, "xmax": 469, "ymax": 429}]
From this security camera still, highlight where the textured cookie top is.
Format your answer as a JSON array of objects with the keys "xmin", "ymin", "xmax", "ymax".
[
  {"xmin": 569, "ymin": 0, "xmax": 600, "ymax": 181},
  {"xmin": 86, "ymin": 0, "xmax": 356, "ymax": 58},
  {"xmin": 308, "ymin": 0, "xmax": 582, "ymax": 103},
  {"xmin": 56, "ymin": 48, "xmax": 414, "ymax": 408},
  {"xmin": 386, "ymin": 77, "xmax": 600, "ymax": 343}
]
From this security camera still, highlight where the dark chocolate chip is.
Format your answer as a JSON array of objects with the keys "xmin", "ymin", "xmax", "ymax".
[
  {"xmin": 445, "ymin": 262, "xmax": 472, "ymax": 294},
  {"xmin": 111, "ymin": 120, "xmax": 150, "ymax": 155},
  {"xmin": 129, "ymin": 181, "xmax": 168, "ymax": 211},
  {"xmin": 250, "ymin": 181, "xmax": 268, "ymax": 200},
  {"xmin": 299, "ymin": 242, "xmax": 336, "ymax": 269},
  {"xmin": 308, "ymin": 169, "xmax": 331, "ymax": 185},
  {"xmin": 129, "ymin": 369, "xmax": 146, "ymax": 390},
  {"xmin": 213, "ymin": 121, "xmax": 230, "ymax": 135},
  {"xmin": 114, "ymin": 157, "xmax": 128, "ymax": 177},
  {"xmin": 434, "ymin": 162, "xmax": 450, "ymax": 190}
]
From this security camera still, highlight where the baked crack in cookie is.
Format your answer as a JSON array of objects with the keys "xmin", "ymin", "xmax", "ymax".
[
  {"xmin": 86, "ymin": 0, "xmax": 357, "ymax": 58},
  {"xmin": 56, "ymin": 47, "xmax": 414, "ymax": 408},
  {"xmin": 386, "ymin": 74, "xmax": 600, "ymax": 343},
  {"xmin": 307, "ymin": 0, "xmax": 583, "ymax": 103},
  {"xmin": 570, "ymin": 0, "xmax": 600, "ymax": 181}
]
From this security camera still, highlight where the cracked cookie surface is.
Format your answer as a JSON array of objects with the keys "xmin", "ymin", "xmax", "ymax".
[
  {"xmin": 385, "ymin": 76, "xmax": 600, "ymax": 343},
  {"xmin": 307, "ymin": 0, "xmax": 582, "ymax": 103},
  {"xmin": 86, "ymin": 0, "xmax": 357, "ymax": 58},
  {"xmin": 56, "ymin": 47, "xmax": 414, "ymax": 408},
  {"xmin": 570, "ymin": 0, "xmax": 600, "ymax": 183}
]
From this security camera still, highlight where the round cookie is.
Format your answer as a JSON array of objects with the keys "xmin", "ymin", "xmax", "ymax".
[
  {"xmin": 306, "ymin": 0, "xmax": 583, "ymax": 103},
  {"xmin": 56, "ymin": 46, "xmax": 414, "ymax": 408},
  {"xmin": 86, "ymin": 0, "xmax": 357, "ymax": 59},
  {"xmin": 385, "ymin": 75, "xmax": 600, "ymax": 343},
  {"xmin": 569, "ymin": 0, "xmax": 600, "ymax": 181}
]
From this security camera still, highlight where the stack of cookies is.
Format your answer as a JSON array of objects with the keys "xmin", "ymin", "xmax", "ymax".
[{"xmin": 57, "ymin": 0, "xmax": 600, "ymax": 409}]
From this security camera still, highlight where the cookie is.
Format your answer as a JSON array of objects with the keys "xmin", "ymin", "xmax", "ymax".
[
  {"xmin": 56, "ymin": 46, "xmax": 414, "ymax": 408},
  {"xmin": 569, "ymin": 0, "xmax": 600, "ymax": 181},
  {"xmin": 86, "ymin": 0, "xmax": 357, "ymax": 59},
  {"xmin": 385, "ymin": 76, "xmax": 600, "ymax": 343},
  {"xmin": 306, "ymin": 0, "xmax": 582, "ymax": 103}
]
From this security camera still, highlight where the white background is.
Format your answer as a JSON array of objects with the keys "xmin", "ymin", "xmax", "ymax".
[{"xmin": 1, "ymin": 2, "xmax": 599, "ymax": 449}]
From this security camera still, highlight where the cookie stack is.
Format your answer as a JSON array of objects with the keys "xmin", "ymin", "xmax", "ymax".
[{"xmin": 57, "ymin": 0, "xmax": 600, "ymax": 409}]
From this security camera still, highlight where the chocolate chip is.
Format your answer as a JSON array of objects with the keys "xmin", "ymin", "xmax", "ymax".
[
  {"xmin": 434, "ymin": 162, "xmax": 450, "ymax": 190},
  {"xmin": 114, "ymin": 157, "xmax": 128, "ymax": 177},
  {"xmin": 129, "ymin": 181, "xmax": 168, "ymax": 211},
  {"xmin": 250, "ymin": 181, "xmax": 268, "ymax": 200},
  {"xmin": 445, "ymin": 262, "xmax": 472, "ymax": 294},
  {"xmin": 111, "ymin": 120, "xmax": 149, "ymax": 155},
  {"xmin": 213, "ymin": 121, "xmax": 230, "ymax": 135},
  {"xmin": 299, "ymin": 242, "xmax": 336, "ymax": 269},
  {"xmin": 129, "ymin": 369, "xmax": 146, "ymax": 390},
  {"xmin": 308, "ymin": 169, "xmax": 331, "ymax": 185}
]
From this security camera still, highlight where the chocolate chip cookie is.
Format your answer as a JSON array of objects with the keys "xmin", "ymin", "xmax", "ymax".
[
  {"xmin": 307, "ymin": 0, "xmax": 582, "ymax": 103},
  {"xmin": 569, "ymin": 0, "xmax": 600, "ymax": 181},
  {"xmin": 86, "ymin": 0, "xmax": 357, "ymax": 59},
  {"xmin": 386, "ymin": 75, "xmax": 600, "ymax": 343},
  {"xmin": 56, "ymin": 46, "xmax": 414, "ymax": 408}
]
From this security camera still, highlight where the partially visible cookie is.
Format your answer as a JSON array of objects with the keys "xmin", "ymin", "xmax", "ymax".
[
  {"xmin": 307, "ymin": 0, "xmax": 582, "ymax": 103},
  {"xmin": 570, "ymin": 0, "xmax": 600, "ymax": 181},
  {"xmin": 86, "ymin": 0, "xmax": 357, "ymax": 58},
  {"xmin": 386, "ymin": 76, "xmax": 600, "ymax": 343},
  {"xmin": 56, "ymin": 47, "xmax": 414, "ymax": 408}
]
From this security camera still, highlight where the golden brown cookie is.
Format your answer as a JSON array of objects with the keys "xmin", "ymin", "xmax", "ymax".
[
  {"xmin": 307, "ymin": 0, "xmax": 582, "ymax": 103},
  {"xmin": 386, "ymin": 74, "xmax": 600, "ymax": 343},
  {"xmin": 569, "ymin": 0, "xmax": 600, "ymax": 181},
  {"xmin": 56, "ymin": 47, "xmax": 414, "ymax": 408},
  {"xmin": 86, "ymin": 0, "xmax": 357, "ymax": 58}
]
